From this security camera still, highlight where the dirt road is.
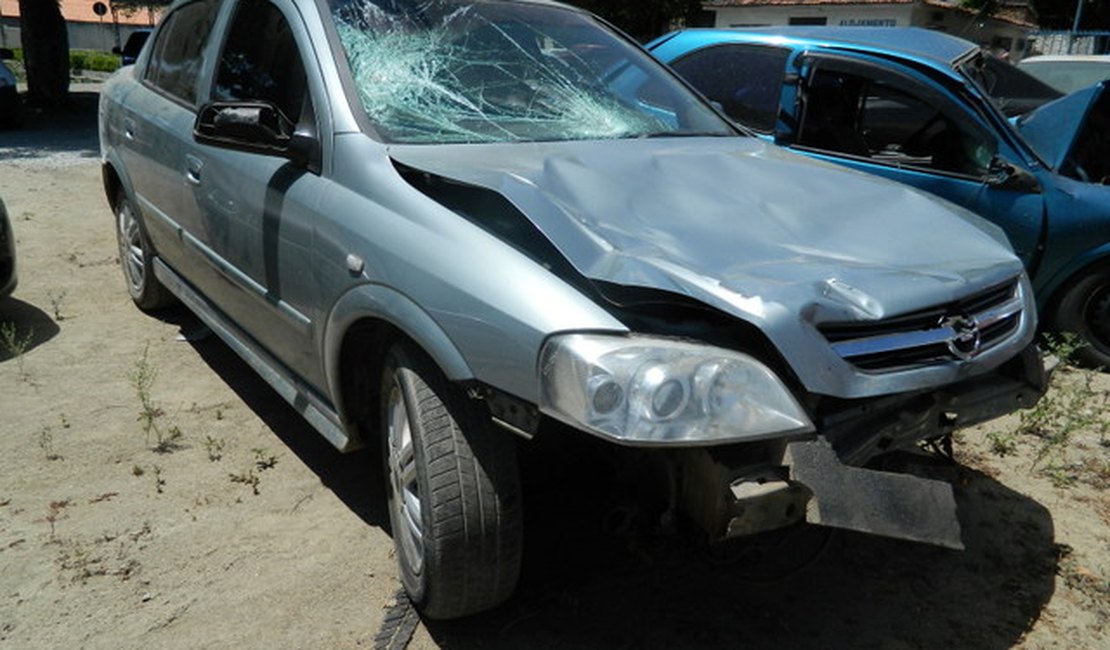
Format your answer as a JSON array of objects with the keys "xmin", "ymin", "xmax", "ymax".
[{"xmin": 0, "ymin": 91, "xmax": 1106, "ymax": 649}]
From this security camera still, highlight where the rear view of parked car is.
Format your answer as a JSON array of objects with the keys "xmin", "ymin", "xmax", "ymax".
[
  {"xmin": 100, "ymin": 1, "xmax": 1045, "ymax": 618},
  {"xmin": 113, "ymin": 29, "xmax": 152, "ymax": 66},
  {"xmin": 651, "ymin": 27, "xmax": 1110, "ymax": 367}
]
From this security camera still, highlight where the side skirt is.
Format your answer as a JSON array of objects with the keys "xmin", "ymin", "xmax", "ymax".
[{"xmin": 153, "ymin": 258, "xmax": 355, "ymax": 452}]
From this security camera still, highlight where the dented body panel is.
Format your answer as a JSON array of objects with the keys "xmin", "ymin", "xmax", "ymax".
[{"xmin": 389, "ymin": 139, "xmax": 1036, "ymax": 398}]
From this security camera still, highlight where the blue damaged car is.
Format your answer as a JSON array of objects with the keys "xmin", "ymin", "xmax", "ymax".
[
  {"xmin": 650, "ymin": 27, "xmax": 1110, "ymax": 367},
  {"xmin": 100, "ymin": 1, "xmax": 1045, "ymax": 618}
]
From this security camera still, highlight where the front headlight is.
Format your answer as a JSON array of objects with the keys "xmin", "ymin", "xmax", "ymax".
[{"xmin": 539, "ymin": 334, "xmax": 814, "ymax": 446}]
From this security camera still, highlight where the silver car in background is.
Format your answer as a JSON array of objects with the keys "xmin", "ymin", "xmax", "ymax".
[
  {"xmin": 100, "ymin": 0, "xmax": 1045, "ymax": 618},
  {"xmin": 1019, "ymin": 54, "xmax": 1110, "ymax": 94}
]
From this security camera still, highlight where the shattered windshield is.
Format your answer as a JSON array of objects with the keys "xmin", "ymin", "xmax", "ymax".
[{"xmin": 327, "ymin": 0, "xmax": 733, "ymax": 143}]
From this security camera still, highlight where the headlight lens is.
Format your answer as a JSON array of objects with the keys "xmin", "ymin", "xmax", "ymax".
[{"xmin": 539, "ymin": 334, "xmax": 814, "ymax": 445}]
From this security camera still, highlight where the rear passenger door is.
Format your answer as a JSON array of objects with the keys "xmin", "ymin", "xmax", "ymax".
[
  {"xmin": 123, "ymin": 0, "xmax": 222, "ymax": 278},
  {"xmin": 186, "ymin": 0, "xmax": 327, "ymax": 388}
]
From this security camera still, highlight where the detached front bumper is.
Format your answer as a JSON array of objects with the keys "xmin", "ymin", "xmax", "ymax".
[{"xmin": 680, "ymin": 344, "xmax": 1047, "ymax": 549}]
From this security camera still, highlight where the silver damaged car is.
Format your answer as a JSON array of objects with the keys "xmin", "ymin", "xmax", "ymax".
[{"xmin": 99, "ymin": 0, "xmax": 1046, "ymax": 618}]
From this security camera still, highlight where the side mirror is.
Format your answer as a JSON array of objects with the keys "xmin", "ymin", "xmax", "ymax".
[
  {"xmin": 194, "ymin": 101, "xmax": 320, "ymax": 173},
  {"xmin": 111, "ymin": 46, "xmax": 122, "ymax": 56},
  {"xmin": 985, "ymin": 157, "xmax": 1041, "ymax": 194},
  {"xmin": 0, "ymin": 48, "xmax": 14, "ymax": 61}
]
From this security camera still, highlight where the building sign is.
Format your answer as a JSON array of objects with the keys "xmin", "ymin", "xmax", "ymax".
[{"xmin": 839, "ymin": 18, "xmax": 897, "ymax": 27}]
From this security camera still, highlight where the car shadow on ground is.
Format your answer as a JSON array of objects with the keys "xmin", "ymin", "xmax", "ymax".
[
  {"xmin": 0, "ymin": 297, "xmax": 61, "ymax": 361},
  {"xmin": 426, "ymin": 453, "xmax": 1057, "ymax": 650},
  {"xmin": 161, "ymin": 307, "xmax": 389, "ymax": 529},
  {"xmin": 161, "ymin": 304, "xmax": 1058, "ymax": 649}
]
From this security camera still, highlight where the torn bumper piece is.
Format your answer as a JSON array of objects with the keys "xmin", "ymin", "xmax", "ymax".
[
  {"xmin": 785, "ymin": 439, "xmax": 963, "ymax": 549},
  {"xmin": 695, "ymin": 347, "xmax": 1047, "ymax": 549},
  {"xmin": 707, "ymin": 440, "xmax": 962, "ymax": 549}
]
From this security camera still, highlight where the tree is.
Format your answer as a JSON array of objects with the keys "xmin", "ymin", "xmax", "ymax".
[
  {"xmin": 567, "ymin": 0, "xmax": 711, "ymax": 42},
  {"xmin": 18, "ymin": 0, "xmax": 69, "ymax": 108},
  {"xmin": 110, "ymin": 0, "xmax": 172, "ymax": 18},
  {"xmin": 1031, "ymin": 0, "xmax": 1109, "ymax": 30},
  {"xmin": 961, "ymin": 0, "xmax": 1110, "ymax": 29}
]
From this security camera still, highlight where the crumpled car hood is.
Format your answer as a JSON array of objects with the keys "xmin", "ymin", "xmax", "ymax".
[
  {"xmin": 389, "ymin": 136, "xmax": 1031, "ymax": 396},
  {"xmin": 1016, "ymin": 80, "xmax": 1106, "ymax": 171},
  {"xmin": 391, "ymin": 137, "xmax": 1019, "ymax": 318}
]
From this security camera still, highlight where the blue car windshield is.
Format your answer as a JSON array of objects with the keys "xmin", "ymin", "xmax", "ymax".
[{"xmin": 327, "ymin": 0, "xmax": 734, "ymax": 143}]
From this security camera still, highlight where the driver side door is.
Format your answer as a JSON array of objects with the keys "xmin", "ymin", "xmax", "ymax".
[{"xmin": 785, "ymin": 54, "xmax": 1046, "ymax": 268}]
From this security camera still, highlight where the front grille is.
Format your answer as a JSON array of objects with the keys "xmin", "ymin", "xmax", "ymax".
[{"xmin": 819, "ymin": 280, "xmax": 1024, "ymax": 372}]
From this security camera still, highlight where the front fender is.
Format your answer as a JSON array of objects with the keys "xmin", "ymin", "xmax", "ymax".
[{"xmin": 322, "ymin": 282, "xmax": 474, "ymax": 424}]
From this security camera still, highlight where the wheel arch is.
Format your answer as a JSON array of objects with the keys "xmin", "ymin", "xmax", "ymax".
[
  {"xmin": 101, "ymin": 154, "xmax": 136, "ymax": 213},
  {"xmin": 325, "ymin": 284, "xmax": 474, "ymax": 448},
  {"xmin": 1038, "ymin": 244, "xmax": 1110, "ymax": 320}
]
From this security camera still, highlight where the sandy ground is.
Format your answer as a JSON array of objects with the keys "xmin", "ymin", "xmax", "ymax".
[{"xmin": 0, "ymin": 90, "xmax": 1107, "ymax": 649}]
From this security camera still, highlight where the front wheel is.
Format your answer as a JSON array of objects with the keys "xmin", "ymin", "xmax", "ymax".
[
  {"xmin": 1049, "ymin": 266, "xmax": 1110, "ymax": 368},
  {"xmin": 114, "ymin": 190, "xmax": 175, "ymax": 311},
  {"xmin": 381, "ymin": 344, "xmax": 522, "ymax": 619}
]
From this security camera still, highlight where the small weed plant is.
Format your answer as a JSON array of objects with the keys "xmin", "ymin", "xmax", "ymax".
[
  {"xmin": 204, "ymin": 435, "xmax": 225, "ymax": 462},
  {"xmin": 989, "ymin": 333, "xmax": 1110, "ymax": 487},
  {"xmin": 1, "ymin": 321, "xmax": 34, "ymax": 381},
  {"xmin": 47, "ymin": 289, "xmax": 67, "ymax": 321},
  {"xmin": 130, "ymin": 345, "xmax": 182, "ymax": 452},
  {"xmin": 230, "ymin": 448, "xmax": 279, "ymax": 495},
  {"xmin": 38, "ymin": 424, "xmax": 62, "ymax": 461}
]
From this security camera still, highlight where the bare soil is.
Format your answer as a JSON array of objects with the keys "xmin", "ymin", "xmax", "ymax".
[{"xmin": 0, "ymin": 89, "xmax": 1106, "ymax": 649}]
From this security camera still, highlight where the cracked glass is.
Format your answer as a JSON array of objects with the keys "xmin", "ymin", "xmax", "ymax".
[{"xmin": 327, "ymin": 0, "xmax": 732, "ymax": 143}]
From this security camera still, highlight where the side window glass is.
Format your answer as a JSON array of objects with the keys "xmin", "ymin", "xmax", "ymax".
[
  {"xmin": 144, "ymin": 0, "xmax": 220, "ymax": 105},
  {"xmin": 670, "ymin": 44, "xmax": 790, "ymax": 132},
  {"xmin": 799, "ymin": 68, "xmax": 996, "ymax": 177},
  {"xmin": 213, "ymin": 0, "xmax": 308, "ymax": 125}
]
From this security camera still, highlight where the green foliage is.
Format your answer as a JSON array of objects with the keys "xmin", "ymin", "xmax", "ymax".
[
  {"xmin": 110, "ymin": 0, "xmax": 173, "ymax": 15},
  {"xmin": 987, "ymin": 334, "xmax": 1110, "ymax": 488},
  {"xmin": 130, "ymin": 345, "xmax": 182, "ymax": 453},
  {"xmin": 567, "ymin": 0, "xmax": 709, "ymax": 41},
  {"xmin": 1, "ymin": 321, "xmax": 34, "ymax": 381},
  {"xmin": 69, "ymin": 50, "xmax": 119, "ymax": 73}
]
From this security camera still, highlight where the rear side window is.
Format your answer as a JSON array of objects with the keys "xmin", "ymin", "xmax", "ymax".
[
  {"xmin": 670, "ymin": 44, "xmax": 790, "ymax": 132},
  {"xmin": 144, "ymin": 0, "xmax": 220, "ymax": 105},
  {"xmin": 212, "ymin": 0, "xmax": 308, "ymax": 124}
]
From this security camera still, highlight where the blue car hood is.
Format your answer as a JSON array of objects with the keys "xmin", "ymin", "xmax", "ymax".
[
  {"xmin": 1016, "ymin": 81, "xmax": 1106, "ymax": 171},
  {"xmin": 388, "ymin": 136, "xmax": 1023, "ymax": 326}
]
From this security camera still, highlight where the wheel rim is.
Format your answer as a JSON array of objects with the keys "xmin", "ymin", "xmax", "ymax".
[
  {"xmin": 387, "ymin": 376, "xmax": 425, "ymax": 576},
  {"xmin": 117, "ymin": 202, "xmax": 145, "ymax": 294}
]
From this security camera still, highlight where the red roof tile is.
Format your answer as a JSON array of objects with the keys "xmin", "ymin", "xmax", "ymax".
[{"xmin": 0, "ymin": 0, "xmax": 161, "ymax": 27}]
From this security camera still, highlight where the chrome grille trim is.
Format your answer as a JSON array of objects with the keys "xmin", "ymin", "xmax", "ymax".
[{"xmin": 822, "ymin": 280, "xmax": 1024, "ymax": 371}]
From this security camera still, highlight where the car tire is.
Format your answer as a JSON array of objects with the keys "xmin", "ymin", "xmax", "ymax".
[
  {"xmin": 380, "ymin": 343, "xmax": 522, "ymax": 619},
  {"xmin": 1049, "ymin": 266, "xmax": 1110, "ymax": 368},
  {"xmin": 114, "ymin": 190, "xmax": 175, "ymax": 311}
]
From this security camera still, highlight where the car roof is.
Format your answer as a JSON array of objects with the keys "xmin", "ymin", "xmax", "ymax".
[{"xmin": 664, "ymin": 27, "xmax": 979, "ymax": 68}]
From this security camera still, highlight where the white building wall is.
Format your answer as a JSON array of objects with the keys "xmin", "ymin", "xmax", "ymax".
[
  {"xmin": 711, "ymin": 5, "xmax": 1030, "ymax": 58},
  {"xmin": 712, "ymin": 6, "xmax": 915, "ymax": 28}
]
